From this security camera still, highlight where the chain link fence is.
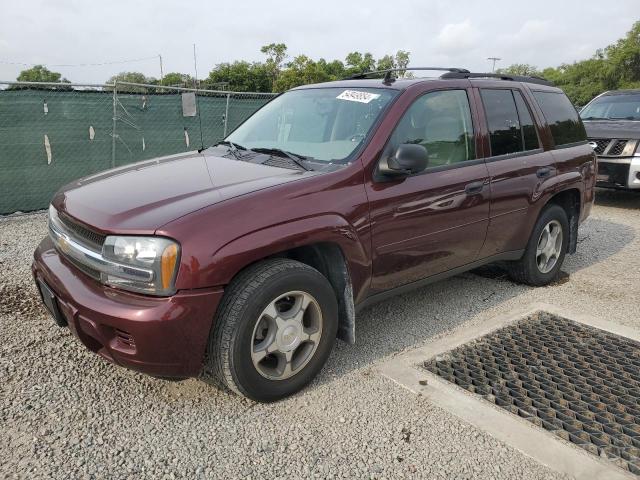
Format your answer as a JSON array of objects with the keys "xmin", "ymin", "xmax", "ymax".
[{"xmin": 0, "ymin": 81, "xmax": 276, "ymax": 214}]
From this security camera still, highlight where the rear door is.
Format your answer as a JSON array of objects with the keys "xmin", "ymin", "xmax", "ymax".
[
  {"xmin": 472, "ymin": 84, "xmax": 557, "ymax": 257},
  {"xmin": 529, "ymin": 89, "xmax": 595, "ymax": 221},
  {"xmin": 366, "ymin": 87, "xmax": 491, "ymax": 292}
]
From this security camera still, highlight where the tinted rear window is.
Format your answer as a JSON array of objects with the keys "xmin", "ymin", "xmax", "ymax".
[{"xmin": 532, "ymin": 91, "xmax": 587, "ymax": 146}]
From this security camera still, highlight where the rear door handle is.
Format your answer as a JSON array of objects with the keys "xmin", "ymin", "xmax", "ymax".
[
  {"xmin": 465, "ymin": 181, "xmax": 485, "ymax": 195},
  {"xmin": 537, "ymin": 167, "xmax": 552, "ymax": 178}
]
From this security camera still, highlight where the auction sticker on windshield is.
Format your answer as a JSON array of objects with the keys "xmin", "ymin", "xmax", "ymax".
[{"xmin": 336, "ymin": 90, "xmax": 381, "ymax": 103}]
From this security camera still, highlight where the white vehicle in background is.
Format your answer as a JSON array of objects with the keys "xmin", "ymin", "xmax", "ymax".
[{"xmin": 581, "ymin": 90, "xmax": 640, "ymax": 190}]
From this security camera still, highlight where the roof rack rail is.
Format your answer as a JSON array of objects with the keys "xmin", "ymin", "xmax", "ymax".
[
  {"xmin": 439, "ymin": 71, "xmax": 554, "ymax": 87},
  {"xmin": 346, "ymin": 67, "xmax": 470, "ymax": 81}
]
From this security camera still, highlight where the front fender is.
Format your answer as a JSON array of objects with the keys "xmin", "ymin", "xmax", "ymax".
[{"xmin": 205, "ymin": 214, "xmax": 371, "ymax": 302}]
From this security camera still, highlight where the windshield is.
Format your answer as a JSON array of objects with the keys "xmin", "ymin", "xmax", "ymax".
[
  {"xmin": 580, "ymin": 93, "xmax": 640, "ymax": 120},
  {"xmin": 225, "ymin": 87, "xmax": 398, "ymax": 162}
]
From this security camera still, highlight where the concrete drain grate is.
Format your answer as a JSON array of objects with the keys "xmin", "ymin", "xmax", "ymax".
[{"xmin": 424, "ymin": 312, "xmax": 640, "ymax": 475}]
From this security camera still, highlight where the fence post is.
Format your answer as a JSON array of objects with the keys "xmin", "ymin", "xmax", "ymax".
[
  {"xmin": 111, "ymin": 80, "xmax": 117, "ymax": 168},
  {"xmin": 223, "ymin": 93, "xmax": 231, "ymax": 137}
]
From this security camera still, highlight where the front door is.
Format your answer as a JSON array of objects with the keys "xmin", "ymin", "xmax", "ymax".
[{"xmin": 366, "ymin": 88, "xmax": 490, "ymax": 293}]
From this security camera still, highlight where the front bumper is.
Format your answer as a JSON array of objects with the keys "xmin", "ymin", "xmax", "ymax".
[
  {"xmin": 597, "ymin": 156, "xmax": 640, "ymax": 189},
  {"xmin": 32, "ymin": 236, "xmax": 223, "ymax": 378}
]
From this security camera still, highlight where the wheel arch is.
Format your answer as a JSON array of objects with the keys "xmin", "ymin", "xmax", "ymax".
[
  {"xmin": 208, "ymin": 215, "xmax": 370, "ymax": 344},
  {"xmin": 545, "ymin": 188, "xmax": 581, "ymax": 254}
]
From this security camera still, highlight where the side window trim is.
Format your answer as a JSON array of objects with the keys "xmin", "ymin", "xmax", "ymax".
[
  {"xmin": 512, "ymin": 90, "xmax": 542, "ymax": 152},
  {"xmin": 479, "ymin": 87, "xmax": 544, "ymax": 161},
  {"xmin": 483, "ymin": 147, "xmax": 544, "ymax": 163}
]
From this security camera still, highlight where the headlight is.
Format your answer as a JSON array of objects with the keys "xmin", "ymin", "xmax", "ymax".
[
  {"xmin": 48, "ymin": 205, "xmax": 181, "ymax": 296},
  {"xmin": 102, "ymin": 236, "xmax": 180, "ymax": 295}
]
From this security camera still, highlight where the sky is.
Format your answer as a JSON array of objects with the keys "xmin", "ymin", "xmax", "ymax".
[{"xmin": 0, "ymin": 0, "xmax": 638, "ymax": 85}]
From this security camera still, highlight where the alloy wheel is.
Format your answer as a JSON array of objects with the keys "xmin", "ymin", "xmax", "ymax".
[
  {"xmin": 250, "ymin": 291, "xmax": 323, "ymax": 380},
  {"xmin": 536, "ymin": 219, "xmax": 563, "ymax": 274}
]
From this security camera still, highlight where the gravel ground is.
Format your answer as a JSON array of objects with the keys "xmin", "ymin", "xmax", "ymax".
[{"xmin": 1, "ymin": 189, "xmax": 639, "ymax": 479}]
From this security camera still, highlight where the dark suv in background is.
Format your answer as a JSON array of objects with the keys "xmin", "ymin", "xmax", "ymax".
[
  {"xmin": 581, "ymin": 89, "xmax": 640, "ymax": 190},
  {"xmin": 32, "ymin": 68, "xmax": 596, "ymax": 401}
]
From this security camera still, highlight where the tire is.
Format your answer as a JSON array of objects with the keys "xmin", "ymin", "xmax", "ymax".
[
  {"xmin": 507, "ymin": 204, "xmax": 569, "ymax": 286},
  {"xmin": 201, "ymin": 258, "xmax": 338, "ymax": 402}
]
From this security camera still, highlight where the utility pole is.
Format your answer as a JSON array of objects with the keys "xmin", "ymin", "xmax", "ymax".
[
  {"xmin": 192, "ymin": 44, "xmax": 199, "ymax": 89},
  {"xmin": 159, "ymin": 54, "xmax": 164, "ymax": 85},
  {"xmin": 487, "ymin": 57, "xmax": 501, "ymax": 73}
]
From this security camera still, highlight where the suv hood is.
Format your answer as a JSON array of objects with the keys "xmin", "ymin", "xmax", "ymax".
[
  {"xmin": 583, "ymin": 120, "xmax": 640, "ymax": 140},
  {"xmin": 52, "ymin": 150, "xmax": 314, "ymax": 233}
]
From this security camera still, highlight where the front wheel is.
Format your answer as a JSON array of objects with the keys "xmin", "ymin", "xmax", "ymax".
[
  {"xmin": 507, "ymin": 204, "xmax": 569, "ymax": 286},
  {"xmin": 201, "ymin": 259, "xmax": 338, "ymax": 402}
]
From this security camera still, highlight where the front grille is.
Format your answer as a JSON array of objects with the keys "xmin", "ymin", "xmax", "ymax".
[
  {"xmin": 609, "ymin": 140, "xmax": 628, "ymax": 156},
  {"xmin": 592, "ymin": 138, "xmax": 611, "ymax": 155},
  {"xmin": 64, "ymin": 254, "xmax": 101, "ymax": 281},
  {"xmin": 425, "ymin": 312, "xmax": 640, "ymax": 476},
  {"xmin": 58, "ymin": 212, "xmax": 106, "ymax": 250}
]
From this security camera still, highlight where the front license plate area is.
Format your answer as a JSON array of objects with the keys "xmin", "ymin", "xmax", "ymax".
[{"xmin": 37, "ymin": 280, "xmax": 67, "ymax": 327}]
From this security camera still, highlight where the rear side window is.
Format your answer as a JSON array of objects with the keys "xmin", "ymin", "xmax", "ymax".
[
  {"xmin": 480, "ymin": 89, "xmax": 523, "ymax": 156},
  {"xmin": 532, "ymin": 91, "xmax": 587, "ymax": 146},
  {"xmin": 513, "ymin": 91, "xmax": 540, "ymax": 151}
]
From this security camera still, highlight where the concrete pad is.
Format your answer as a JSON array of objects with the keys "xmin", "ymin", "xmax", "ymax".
[{"xmin": 378, "ymin": 302, "xmax": 639, "ymax": 480}]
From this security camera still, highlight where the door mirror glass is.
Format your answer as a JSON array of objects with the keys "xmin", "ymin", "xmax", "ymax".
[{"xmin": 379, "ymin": 143, "xmax": 429, "ymax": 176}]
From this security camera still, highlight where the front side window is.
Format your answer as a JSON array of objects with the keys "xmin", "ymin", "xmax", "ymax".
[
  {"xmin": 580, "ymin": 93, "xmax": 640, "ymax": 121},
  {"xmin": 226, "ymin": 87, "xmax": 398, "ymax": 162},
  {"xmin": 533, "ymin": 91, "xmax": 587, "ymax": 146},
  {"xmin": 388, "ymin": 89, "xmax": 475, "ymax": 168}
]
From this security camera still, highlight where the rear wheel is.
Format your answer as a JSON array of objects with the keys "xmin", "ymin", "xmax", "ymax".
[
  {"xmin": 201, "ymin": 258, "xmax": 338, "ymax": 402},
  {"xmin": 507, "ymin": 204, "xmax": 569, "ymax": 286}
]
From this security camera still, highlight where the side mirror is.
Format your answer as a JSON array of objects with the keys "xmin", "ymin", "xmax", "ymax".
[{"xmin": 378, "ymin": 144, "xmax": 429, "ymax": 177}]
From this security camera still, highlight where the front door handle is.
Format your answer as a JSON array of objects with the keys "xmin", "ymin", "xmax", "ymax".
[
  {"xmin": 465, "ymin": 181, "xmax": 485, "ymax": 195},
  {"xmin": 537, "ymin": 167, "xmax": 552, "ymax": 178}
]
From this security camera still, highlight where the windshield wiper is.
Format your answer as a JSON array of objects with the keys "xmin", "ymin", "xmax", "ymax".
[
  {"xmin": 609, "ymin": 116, "xmax": 640, "ymax": 121},
  {"xmin": 214, "ymin": 140, "xmax": 247, "ymax": 159},
  {"xmin": 251, "ymin": 147, "xmax": 313, "ymax": 171},
  {"xmin": 581, "ymin": 116, "xmax": 608, "ymax": 121}
]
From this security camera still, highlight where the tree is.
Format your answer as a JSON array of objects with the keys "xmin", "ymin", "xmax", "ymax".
[
  {"xmin": 376, "ymin": 54, "xmax": 395, "ymax": 71},
  {"xmin": 105, "ymin": 72, "xmax": 154, "ymax": 92},
  {"xmin": 374, "ymin": 51, "xmax": 412, "ymax": 76},
  {"xmin": 345, "ymin": 52, "xmax": 376, "ymax": 75},
  {"xmin": 11, "ymin": 65, "xmax": 72, "ymax": 89},
  {"xmin": 530, "ymin": 21, "xmax": 640, "ymax": 105},
  {"xmin": 261, "ymin": 43, "xmax": 288, "ymax": 92},
  {"xmin": 395, "ymin": 50, "xmax": 411, "ymax": 77},
  {"xmin": 496, "ymin": 64, "xmax": 541, "ymax": 76},
  {"xmin": 273, "ymin": 55, "xmax": 333, "ymax": 91},
  {"xmin": 160, "ymin": 72, "xmax": 195, "ymax": 87},
  {"xmin": 604, "ymin": 20, "xmax": 640, "ymax": 87},
  {"xmin": 207, "ymin": 61, "xmax": 271, "ymax": 92}
]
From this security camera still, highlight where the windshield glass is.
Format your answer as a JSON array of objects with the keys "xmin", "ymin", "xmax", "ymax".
[
  {"xmin": 580, "ymin": 93, "xmax": 640, "ymax": 120},
  {"xmin": 225, "ymin": 87, "xmax": 398, "ymax": 162}
]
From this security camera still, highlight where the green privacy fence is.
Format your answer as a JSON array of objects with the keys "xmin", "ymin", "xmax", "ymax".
[{"xmin": 0, "ymin": 81, "xmax": 276, "ymax": 214}]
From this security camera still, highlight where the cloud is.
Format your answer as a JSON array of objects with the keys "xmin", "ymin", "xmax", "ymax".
[{"xmin": 436, "ymin": 19, "xmax": 480, "ymax": 54}]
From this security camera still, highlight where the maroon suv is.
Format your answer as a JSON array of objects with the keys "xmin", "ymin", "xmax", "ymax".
[{"xmin": 32, "ymin": 68, "xmax": 596, "ymax": 401}]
